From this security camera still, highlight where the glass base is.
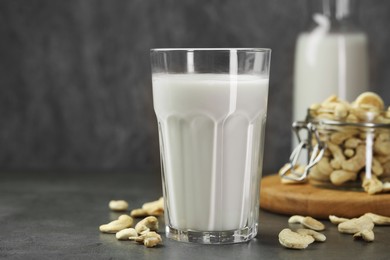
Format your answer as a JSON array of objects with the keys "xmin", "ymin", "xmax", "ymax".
[{"xmin": 165, "ymin": 224, "xmax": 258, "ymax": 244}]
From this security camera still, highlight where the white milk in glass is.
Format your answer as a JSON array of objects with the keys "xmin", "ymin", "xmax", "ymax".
[
  {"xmin": 293, "ymin": 32, "xmax": 369, "ymax": 123},
  {"xmin": 153, "ymin": 74, "xmax": 268, "ymax": 231}
]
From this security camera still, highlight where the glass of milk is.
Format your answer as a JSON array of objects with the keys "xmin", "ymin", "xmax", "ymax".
[{"xmin": 151, "ymin": 48, "xmax": 271, "ymax": 244}]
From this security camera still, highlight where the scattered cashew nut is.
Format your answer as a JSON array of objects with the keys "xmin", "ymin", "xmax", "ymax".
[
  {"xmin": 142, "ymin": 197, "xmax": 164, "ymax": 216},
  {"xmin": 135, "ymin": 216, "xmax": 159, "ymax": 234},
  {"xmin": 116, "ymin": 228, "xmax": 138, "ymax": 240},
  {"xmin": 130, "ymin": 197, "xmax": 164, "ymax": 217},
  {"xmin": 332, "ymin": 213, "xmax": 390, "ymax": 243},
  {"xmin": 130, "ymin": 231, "xmax": 162, "ymax": 248},
  {"xmin": 288, "ymin": 215, "xmax": 325, "ymax": 231},
  {"xmin": 338, "ymin": 215, "xmax": 374, "ymax": 234},
  {"xmin": 278, "ymin": 228, "xmax": 315, "ymax": 249},
  {"xmin": 99, "ymin": 215, "xmax": 133, "ymax": 233},
  {"xmin": 109, "ymin": 200, "xmax": 129, "ymax": 212}
]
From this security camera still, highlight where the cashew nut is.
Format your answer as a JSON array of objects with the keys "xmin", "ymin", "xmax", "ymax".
[
  {"xmin": 99, "ymin": 215, "xmax": 133, "ymax": 233},
  {"xmin": 288, "ymin": 215, "xmax": 325, "ymax": 231},
  {"xmin": 109, "ymin": 200, "xmax": 129, "ymax": 212},
  {"xmin": 135, "ymin": 216, "xmax": 159, "ymax": 234},
  {"xmin": 296, "ymin": 229, "xmax": 326, "ymax": 242},
  {"xmin": 354, "ymin": 92, "xmax": 385, "ymax": 111},
  {"xmin": 130, "ymin": 197, "xmax": 164, "ymax": 217},
  {"xmin": 143, "ymin": 232, "xmax": 163, "ymax": 248},
  {"xmin": 344, "ymin": 148, "xmax": 355, "ymax": 158},
  {"xmin": 341, "ymin": 145, "xmax": 366, "ymax": 172},
  {"xmin": 142, "ymin": 197, "xmax": 164, "ymax": 216},
  {"xmin": 116, "ymin": 228, "xmax": 138, "ymax": 240},
  {"xmin": 338, "ymin": 215, "xmax": 374, "ymax": 234},
  {"xmin": 278, "ymin": 228, "xmax": 315, "ymax": 249},
  {"xmin": 130, "ymin": 231, "xmax": 162, "ymax": 248}
]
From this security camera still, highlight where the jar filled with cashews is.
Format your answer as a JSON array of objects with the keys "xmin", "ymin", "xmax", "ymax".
[{"xmin": 280, "ymin": 92, "xmax": 390, "ymax": 194}]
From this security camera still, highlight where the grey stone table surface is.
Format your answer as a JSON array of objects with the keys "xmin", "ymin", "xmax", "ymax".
[{"xmin": 0, "ymin": 172, "xmax": 389, "ymax": 260}]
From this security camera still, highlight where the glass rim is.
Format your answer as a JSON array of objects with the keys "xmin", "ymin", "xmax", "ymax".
[
  {"xmin": 307, "ymin": 108, "xmax": 390, "ymax": 128},
  {"xmin": 150, "ymin": 48, "xmax": 271, "ymax": 53}
]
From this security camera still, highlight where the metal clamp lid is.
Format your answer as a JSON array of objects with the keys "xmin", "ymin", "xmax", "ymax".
[{"xmin": 279, "ymin": 121, "xmax": 325, "ymax": 181}]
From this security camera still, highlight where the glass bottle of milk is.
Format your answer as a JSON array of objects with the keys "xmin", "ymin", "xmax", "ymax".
[{"xmin": 293, "ymin": 0, "xmax": 369, "ymax": 125}]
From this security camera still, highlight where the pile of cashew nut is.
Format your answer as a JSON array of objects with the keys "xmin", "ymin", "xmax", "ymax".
[
  {"xmin": 283, "ymin": 92, "xmax": 390, "ymax": 194},
  {"xmin": 329, "ymin": 212, "xmax": 390, "ymax": 242},
  {"xmin": 99, "ymin": 198, "xmax": 164, "ymax": 248},
  {"xmin": 279, "ymin": 212, "xmax": 390, "ymax": 249},
  {"xmin": 279, "ymin": 215, "xmax": 326, "ymax": 249}
]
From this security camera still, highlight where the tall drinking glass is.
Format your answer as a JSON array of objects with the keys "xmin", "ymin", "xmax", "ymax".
[{"xmin": 151, "ymin": 48, "xmax": 271, "ymax": 244}]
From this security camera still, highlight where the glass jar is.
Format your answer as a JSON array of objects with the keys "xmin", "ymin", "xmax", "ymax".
[{"xmin": 282, "ymin": 108, "xmax": 390, "ymax": 194}]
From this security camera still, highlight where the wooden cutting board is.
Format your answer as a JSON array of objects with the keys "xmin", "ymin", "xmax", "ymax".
[{"xmin": 260, "ymin": 175, "xmax": 390, "ymax": 219}]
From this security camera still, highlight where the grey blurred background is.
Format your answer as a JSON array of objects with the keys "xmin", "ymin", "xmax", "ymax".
[{"xmin": 0, "ymin": 0, "xmax": 389, "ymax": 175}]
